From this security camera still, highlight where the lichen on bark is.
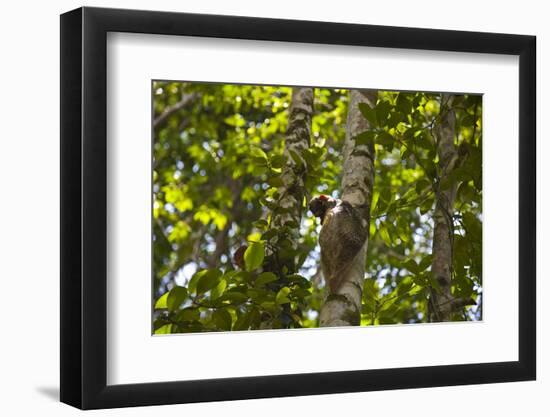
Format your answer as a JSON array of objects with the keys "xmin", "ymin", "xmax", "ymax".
[
  {"xmin": 319, "ymin": 89, "xmax": 377, "ymax": 327},
  {"xmin": 428, "ymin": 94, "xmax": 459, "ymax": 322},
  {"xmin": 271, "ymin": 87, "xmax": 314, "ymax": 247}
]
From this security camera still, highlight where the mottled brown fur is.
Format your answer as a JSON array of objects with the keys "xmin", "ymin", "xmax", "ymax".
[{"xmin": 309, "ymin": 196, "xmax": 367, "ymax": 293}]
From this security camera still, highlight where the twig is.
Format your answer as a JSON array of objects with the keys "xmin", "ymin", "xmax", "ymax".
[{"xmin": 153, "ymin": 93, "xmax": 198, "ymax": 129}]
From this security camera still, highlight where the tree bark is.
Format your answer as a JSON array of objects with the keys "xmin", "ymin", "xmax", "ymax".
[
  {"xmin": 258, "ymin": 87, "xmax": 314, "ymax": 329},
  {"xmin": 428, "ymin": 94, "xmax": 459, "ymax": 322},
  {"xmin": 319, "ymin": 90, "xmax": 377, "ymax": 327},
  {"xmin": 271, "ymin": 88, "xmax": 314, "ymax": 250}
]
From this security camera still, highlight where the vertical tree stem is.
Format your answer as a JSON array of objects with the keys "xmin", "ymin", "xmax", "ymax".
[
  {"xmin": 263, "ymin": 88, "xmax": 313, "ymax": 329},
  {"xmin": 319, "ymin": 89, "xmax": 377, "ymax": 327},
  {"xmin": 271, "ymin": 87, "xmax": 314, "ymax": 253},
  {"xmin": 429, "ymin": 94, "xmax": 459, "ymax": 322}
]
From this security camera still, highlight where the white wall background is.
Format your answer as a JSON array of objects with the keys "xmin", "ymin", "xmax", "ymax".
[{"xmin": 0, "ymin": 0, "xmax": 545, "ymax": 415}]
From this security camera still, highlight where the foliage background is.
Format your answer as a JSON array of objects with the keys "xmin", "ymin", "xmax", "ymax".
[
  {"xmin": 152, "ymin": 81, "xmax": 482, "ymax": 334},
  {"xmin": 3, "ymin": 1, "xmax": 546, "ymax": 416}
]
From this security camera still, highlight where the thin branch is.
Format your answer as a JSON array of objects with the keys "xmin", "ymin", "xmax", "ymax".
[{"xmin": 153, "ymin": 93, "xmax": 198, "ymax": 129}]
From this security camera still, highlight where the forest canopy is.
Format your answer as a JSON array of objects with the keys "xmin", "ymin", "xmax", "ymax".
[{"xmin": 152, "ymin": 81, "xmax": 482, "ymax": 334}]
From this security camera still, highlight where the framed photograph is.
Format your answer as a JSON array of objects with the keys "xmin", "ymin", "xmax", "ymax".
[{"xmin": 60, "ymin": 6, "xmax": 536, "ymax": 410}]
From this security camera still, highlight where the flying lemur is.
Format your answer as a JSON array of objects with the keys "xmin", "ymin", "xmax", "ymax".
[{"xmin": 309, "ymin": 195, "xmax": 368, "ymax": 294}]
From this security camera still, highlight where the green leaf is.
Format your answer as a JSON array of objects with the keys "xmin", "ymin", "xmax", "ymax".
[
  {"xmin": 167, "ymin": 286, "xmax": 188, "ymax": 311},
  {"xmin": 415, "ymin": 179, "xmax": 431, "ymax": 194},
  {"xmin": 176, "ymin": 307, "xmax": 200, "ymax": 322},
  {"xmin": 250, "ymin": 147, "xmax": 268, "ymax": 160},
  {"xmin": 371, "ymin": 190, "xmax": 380, "ymax": 213},
  {"xmin": 404, "ymin": 127, "xmax": 416, "ymax": 140},
  {"xmin": 270, "ymin": 154, "xmax": 285, "ymax": 169},
  {"xmin": 387, "ymin": 111, "xmax": 404, "ymax": 128},
  {"xmin": 355, "ymin": 131, "xmax": 376, "ymax": 146},
  {"xmin": 377, "ymin": 131, "xmax": 394, "ymax": 150},
  {"xmin": 412, "ymin": 273, "xmax": 428, "ymax": 287},
  {"xmin": 260, "ymin": 301, "xmax": 278, "ymax": 312},
  {"xmin": 154, "ymin": 292, "xmax": 169, "ymax": 309},
  {"xmin": 196, "ymin": 269, "xmax": 223, "ymax": 295},
  {"xmin": 224, "ymin": 114, "xmax": 246, "ymax": 127},
  {"xmin": 247, "ymin": 288, "xmax": 268, "ymax": 301},
  {"xmin": 275, "ymin": 287, "xmax": 291, "ymax": 304},
  {"xmin": 210, "ymin": 279, "xmax": 227, "ymax": 300},
  {"xmin": 397, "ymin": 226, "xmax": 410, "ymax": 243},
  {"xmin": 462, "ymin": 114, "xmax": 475, "ymax": 127},
  {"xmin": 248, "ymin": 308, "xmax": 261, "ymax": 329},
  {"xmin": 220, "ymin": 291, "xmax": 248, "ymax": 304},
  {"xmin": 397, "ymin": 277, "xmax": 415, "ymax": 296},
  {"xmin": 404, "ymin": 259, "xmax": 420, "ymax": 274},
  {"xmin": 358, "ymin": 102, "xmax": 377, "ymax": 127},
  {"xmin": 188, "ymin": 270, "xmax": 208, "ymax": 294},
  {"xmin": 375, "ymin": 101, "xmax": 391, "ymax": 126},
  {"xmin": 362, "ymin": 301, "xmax": 376, "ymax": 315},
  {"xmin": 457, "ymin": 181, "xmax": 477, "ymax": 204},
  {"xmin": 255, "ymin": 272, "xmax": 278, "ymax": 286},
  {"xmin": 379, "ymin": 224, "xmax": 392, "ymax": 246},
  {"xmin": 261, "ymin": 229, "xmax": 278, "ymax": 241},
  {"xmin": 154, "ymin": 324, "xmax": 172, "ymax": 334},
  {"xmin": 250, "ymin": 147, "xmax": 269, "ymax": 166},
  {"xmin": 212, "ymin": 309, "xmax": 232, "ymax": 331},
  {"xmin": 363, "ymin": 278, "xmax": 379, "ymax": 302},
  {"xmin": 418, "ymin": 255, "xmax": 433, "ymax": 271},
  {"xmin": 251, "ymin": 165, "xmax": 268, "ymax": 176},
  {"xmin": 268, "ymin": 176, "xmax": 285, "ymax": 187},
  {"xmin": 423, "ymin": 163, "xmax": 437, "ymax": 180},
  {"xmin": 231, "ymin": 271, "xmax": 252, "ymax": 283},
  {"xmin": 380, "ymin": 186, "xmax": 392, "ymax": 206},
  {"xmin": 233, "ymin": 311, "xmax": 252, "ymax": 331},
  {"xmin": 396, "ymin": 93, "xmax": 413, "ymax": 114},
  {"xmin": 401, "ymin": 146, "xmax": 413, "ymax": 161},
  {"xmin": 303, "ymin": 148, "xmax": 321, "ymax": 168},
  {"xmin": 419, "ymin": 198, "xmax": 433, "ymax": 215},
  {"xmin": 244, "ymin": 241, "xmax": 265, "ymax": 271},
  {"xmin": 463, "ymin": 212, "xmax": 482, "ymax": 242},
  {"xmin": 287, "ymin": 274, "xmax": 312, "ymax": 288},
  {"xmin": 253, "ymin": 219, "xmax": 269, "ymax": 229},
  {"xmin": 292, "ymin": 287, "xmax": 311, "ymax": 299}
]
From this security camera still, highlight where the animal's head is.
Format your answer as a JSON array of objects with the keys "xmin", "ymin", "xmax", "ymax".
[{"xmin": 308, "ymin": 195, "xmax": 337, "ymax": 223}]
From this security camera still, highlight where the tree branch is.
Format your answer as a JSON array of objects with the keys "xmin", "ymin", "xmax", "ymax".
[{"xmin": 153, "ymin": 93, "xmax": 198, "ymax": 129}]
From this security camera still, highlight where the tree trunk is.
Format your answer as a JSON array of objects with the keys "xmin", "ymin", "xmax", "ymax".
[
  {"xmin": 261, "ymin": 87, "xmax": 313, "ymax": 329},
  {"xmin": 428, "ymin": 94, "xmax": 459, "ymax": 322},
  {"xmin": 319, "ymin": 90, "xmax": 377, "ymax": 327},
  {"xmin": 272, "ymin": 87, "xmax": 314, "ymax": 251}
]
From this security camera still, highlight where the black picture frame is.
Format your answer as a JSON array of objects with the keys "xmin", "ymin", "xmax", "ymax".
[{"xmin": 60, "ymin": 6, "xmax": 536, "ymax": 410}]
